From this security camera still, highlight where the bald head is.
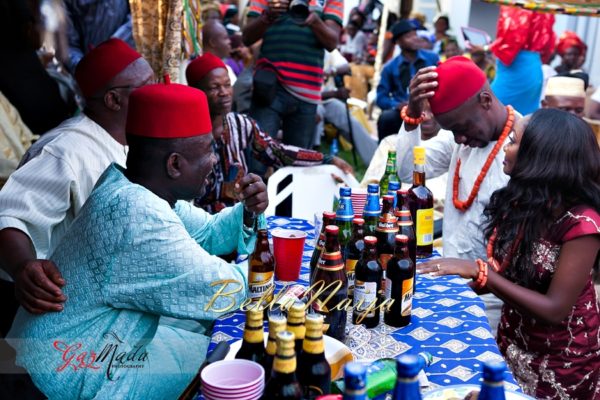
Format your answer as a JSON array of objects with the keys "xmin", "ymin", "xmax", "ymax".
[{"xmin": 202, "ymin": 20, "xmax": 231, "ymax": 59}]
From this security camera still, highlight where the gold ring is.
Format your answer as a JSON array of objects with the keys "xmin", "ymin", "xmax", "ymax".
[{"xmin": 435, "ymin": 264, "xmax": 441, "ymax": 272}]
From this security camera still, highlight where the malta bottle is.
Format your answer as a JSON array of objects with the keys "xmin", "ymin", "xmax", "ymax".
[
  {"xmin": 407, "ymin": 146, "xmax": 434, "ymax": 258},
  {"xmin": 392, "ymin": 355, "xmax": 423, "ymax": 400},
  {"xmin": 478, "ymin": 361, "xmax": 507, "ymax": 400},
  {"xmin": 286, "ymin": 301, "xmax": 306, "ymax": 356},
  {"xmin": 384, "ymin": 235, "xmax": 415, "ymax": 328},
  {"xmin": 362, "ymin": 183, "xmax": 380, "ymax": 236},
  {"xmin": 310, "ymin": 211, "xmax": 337, "ymax": 277},
  {"xmin": 343, "ymin": 362, "xmax": 368, "ymax": 400},
  {"xmin": 396, "ymin": 190, "xmax": 417, "ymax": 267},
  {"xmin": 336, "ymin": 187, "xmax": 354, "ymax": 251},
  {"xmin": 375, "ymin": 195, "xmax": 398, "ymax": 289},
  {"xmin": 352, "ymin": 236, "xmax": 382, "ymax": 328},
  {"xmin": 379, "ymin": 149, "xmax": 399, "ymax": 196},
  {"xmin": 263, "ymin": 331, "xmax": 303, "ymax": 400},
  {"xmin": 298, "ymin": 314, "xmax": 331, "ymax": 399},
  {"xmin": 235, "ymin": 306, "xmax": 266, "ymax": 364},
  {"xmin": 387, "ymin": 181, "xmax": 401, "ymax": 210},
  {"xmin": 311, "ymin": 225, "xmax": 348, "ymax": 342},
  {"xmin": 263, "ymin": 313, "xmax": 287, "ymax": 380},
  {"xmin": 344, "ymin": 218, "xmax": 365, "ymax": 301},
  {"xmin": 248, "ymin": 229, "xmax": 275, "ymax": 310}
]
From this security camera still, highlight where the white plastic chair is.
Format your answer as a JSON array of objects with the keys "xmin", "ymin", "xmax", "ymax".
[{"xmin": 265, "ymin": 165, "xmax": 359, "ymax": 220}]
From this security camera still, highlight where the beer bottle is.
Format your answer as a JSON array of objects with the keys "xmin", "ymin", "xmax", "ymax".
[
  {"xmin": 375, "ymin": 195, "xmax": 398, "ymax": 290},
  {"xmin": 387, "ymin": 181, "xmax": 401, "ymax": 210},
  {"xmin": 248, "ymin": 229, "xmax": 275, "ymax": 311},
  {"xmin": 379, "ymin": 149, "xmax": 399, "ymax": 196},
  {"xmin": 384, "ymin": 235, "xmax": 415, "ymax": 328},
  {"xmin": 362, "ymin": 183, "xmax": 380, "ymax": 236},
  {"xmin": 311, "ymin": 225, "xmax": 348, "ymax": 342},
  {"xmin": 344, "ymin": 218, "xmax": 365, "ymax": 301},
  {"xmin": 235, "ymin": 306, "xmax": 266, "ymax": 364},
  {"xmin": 352, "ymin": 236, "xmax": 382, "ymax": 328},
  {"xmin": 407, "ymin": 146, "xmax": 434, "ymax": 259},
  {"xmin": 286, "ymin": 301, "xmax": 306, "ymax": 356},
  {"xmin": 396, "ymin": 190, "xmax": 417, "ymax": 267},
  {"xmin": 478, "ymin": 361, "xmax": 507, "ymax": 400},
  {"xmin": 336, "ymin": 187, "xmax": 354, "ymax": 251},
  {"xmin": 298, "ymin": 313, "xmax": 331, "ymax": 399},
  {"xmin": 310, "ymin": 211, "xmax": 337, "ymax": 277},
  {"xmin": 392, "ymin": 355, "xmax": 423, "ymax": 400},
  {"xmin": 343, "ymin": 362, "xmax": 368, "ymax": 400},
  {"xmin": 263, "ymin": 313, "xmax": 287, "ymax": 380},
  {"xmin": 263, "ymin": 331, "xmax": 303, "ymax": 400}
]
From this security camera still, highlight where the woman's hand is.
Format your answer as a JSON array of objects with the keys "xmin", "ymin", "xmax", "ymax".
[{"xmin": 417, "ymin": 257, "xmax": 479, "ymax": 280}]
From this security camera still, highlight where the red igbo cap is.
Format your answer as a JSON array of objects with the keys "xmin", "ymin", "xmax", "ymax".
[
  {"xmin": 556, "ymin": 31, "xmax": 587, "ymax": 57},
  {"xmin": 74, "ymin": 38, "xmax": 141, "ymax": 98},
  {"xmin": 126, "ymin": 82, "xmax": 212, "ymax": 138},
  {"xmin": 429, "ymin": 56, "xmax": 486, "ymax": 115},
  {"xmin": 186, "ymin": 52, "xmax": 227, "ymax": 87}
]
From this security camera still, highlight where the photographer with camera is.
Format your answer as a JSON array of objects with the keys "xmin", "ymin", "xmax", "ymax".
[{"xmin": 242, "ymin": 0, "xmax": 343, "ymax": 151}]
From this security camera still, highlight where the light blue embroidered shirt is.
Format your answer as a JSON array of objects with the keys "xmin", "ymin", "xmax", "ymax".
[{"xmin": 8, "ymin": 164, "xmax": 255, "ymax": 399}]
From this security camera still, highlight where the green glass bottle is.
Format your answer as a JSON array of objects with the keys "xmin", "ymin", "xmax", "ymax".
[{"xmin": 379, "ymin": 150, "xmax": 399, "ymax": 196}]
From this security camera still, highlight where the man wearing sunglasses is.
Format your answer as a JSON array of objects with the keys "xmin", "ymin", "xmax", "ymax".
[{"xmin": 0, "ymin": 39, "xmax": 155, "ymax": 334}]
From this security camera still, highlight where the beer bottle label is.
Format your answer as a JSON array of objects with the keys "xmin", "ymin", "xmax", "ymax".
[
  {"xmin": 376, "ymin": 217, "xmax": 398, "ymax": 233},
  {"xmin": 249, "ymin": 271, "xmax": 274, "ymax": 300},
  {"xmin": 345, "ymin": 259, "xmax": 358, "ymax": 293},
  {"xmin": 401, "ymin": 278, "xmax": 414, "ymax": 317},
  {"xmin": 318, "ymin": 251, "xmax": 344, "ymax": 271},
  {"xmin": 416, "ymin": 208, "xmax": 434, "ymax": 246},
  {"xmin": 354, "ymin": 280, "xmax": 377, "ymax": 316}
]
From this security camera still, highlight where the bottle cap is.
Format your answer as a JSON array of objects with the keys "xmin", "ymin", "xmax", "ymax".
[
  {"xmin": 414, "ymin": 146, "xmax": 426, "ymax": 165},
  {"xmin": 325, "ymin": 225, "xmax": 339, "ymax": 235},
  {"xmin": 364, "ymin": 236, "xmax": 377, "ymax": 245},
  {"xmin": 276, "ymin": 330, "xmax": 295, "ymax": 345},
  {"xmin": 339, "ymin": 187, "xmax": 351, "ymax": 197},
  {"xmin": 388, "ymin": 149, "xmax": 397, "ymax": 155},
  {"xmin": 382, "ymin": 194, "xmax": 394, "ymax": 201},
  {"xmin": 482, "ymin": 361, "xmax": 506, "ymax": 382},
  {"xmin": 388, "ymin": 181, "xmax": 400, "ymax": 191},
  {"xmin": 305, "ymin": 313, "xmax": 324, "ymax": 327},
  {"xmin": 352, "ymin": 218, "xmax": 365, "ymax": 225},
  {"xmin": 396, "ymin": 354, "xmax": 422, "ymax": 378},
  {"xmin": 344, "ymin": 362, "xmax": 367, "ymax": 390},
  {"xmin": 367, "ymin": 183, "xmax": 379, "ymax": 194},
  {"xmin": 395, "ymin": 234, "xmax": 409, "ymax": 243},
  {"xmin": 323, "ymin": 211, "xmax": 337, "ymax": 219}
]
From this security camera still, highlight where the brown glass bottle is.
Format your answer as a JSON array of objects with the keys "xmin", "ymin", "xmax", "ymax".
[
  {"xmin": 235, "ymin": 306, "xmax": 266, "ymax": 364},
  {"xmin": 407, "ymin": 146, "xmax": 434, "ymax": 258},
  {"xmin": 311, "ymin": 225, "xmax": 348, "ymax": 342},
  {"xmin": 396, "ymin": 190, "xmax": 417, "ymax": 267},
  {"xmin": 384, "ymin": 235, "xmax": 415, "ymax": 327},
  {"xmin": 352, "ymin": 236, "xmax": 383, "ymax": 328},
  {"xmin": 344, "ymin": 218, "xmax": 365, "ymax": 301},
  {"xmin": 286, "ymin": 301, "xmax": 306, "ymax": 356},
  {"xmin": 263, "ymin": 313, "xmax": 287, "ymax": 381},
  {"xmin": 263, "ymin": 331, "xmax": 303, "ymax": 400},
  {"xmin": 310, "ymin": 211, "xmax": 337, "ymax": 277},
  {"xmin": 248, "ymin": 229, "xmax": 275, "ymax": 312},
  {"xmin": 375, "ymin": 195, "xmax": 398, "ymax": 291},
  {"xmin": 298, "ymin": 314, "xmax": 331, "ymax": 399}
]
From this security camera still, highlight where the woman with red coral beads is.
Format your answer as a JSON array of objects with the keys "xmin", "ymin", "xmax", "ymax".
[{"xmin": 418, "ymin": 109, "xmax": 600, "ymax": 400}]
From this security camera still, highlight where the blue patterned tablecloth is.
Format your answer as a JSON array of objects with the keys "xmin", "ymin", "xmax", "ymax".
[{"xmin": 205, "ymin": 216, "xmax": 520, "ymax": 393}]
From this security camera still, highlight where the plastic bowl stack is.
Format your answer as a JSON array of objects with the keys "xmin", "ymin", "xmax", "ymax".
[{"xmin": 201, "ymin": 359, "xmax": 264, "ymax": 400}]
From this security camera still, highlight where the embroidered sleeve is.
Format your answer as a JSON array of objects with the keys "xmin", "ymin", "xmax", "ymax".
[{"xmin": 561, "ymin": 207, "xmax": 600, "ymax": 242}]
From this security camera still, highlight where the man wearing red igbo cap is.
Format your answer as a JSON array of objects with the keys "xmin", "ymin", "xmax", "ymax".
[
  {"xmin": 8, "ymin": 82, "xmax": 267, "ymax": 399},
  {"xmin": 186, "ymin": 52, "xmax": 353, "ymax": 213},
  {"xmin": 394, "ymin": 56, "xmax": 519, "ymax": 332},
  {"xmin": 0, "ymin": 38, "xmax": 154, "ymax": 332}
]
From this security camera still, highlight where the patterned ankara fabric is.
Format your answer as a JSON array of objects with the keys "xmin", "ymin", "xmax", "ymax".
[
  {"xmin": 205, "ymin": 216, "xmax": 521, "ymax": 398},
  {"xmin": 8, "ymin": 164, "xmax": 254, "ymax": 400},
  {"xmin": 196, "ymin": 112, "xmax": 327, "ymax": 213},
  {"xmin": 497, "ymin": 206, "xmax": 600, "ymax": 400}
]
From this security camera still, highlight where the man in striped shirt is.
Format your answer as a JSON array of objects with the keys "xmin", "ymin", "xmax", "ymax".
[{"xmin": 242, "ymin": 0, "xmax": 343, "ymax": 150}]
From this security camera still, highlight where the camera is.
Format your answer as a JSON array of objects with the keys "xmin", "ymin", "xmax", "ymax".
[{"xmin": 289, "ymin": 0, "xmax": 309, "ymax": 21}]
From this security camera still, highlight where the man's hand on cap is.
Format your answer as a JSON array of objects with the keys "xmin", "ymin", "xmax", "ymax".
[
  {"xmin": 236, "ymin": 173, "xmax": 269, "ymax": 216},
  {"xmin": 15, "ymin": 259, "xmax": 66, "ymax": 314},
  {"xmin": 407, "ymin": 67, "xmax": 438, "ymax": 119}
]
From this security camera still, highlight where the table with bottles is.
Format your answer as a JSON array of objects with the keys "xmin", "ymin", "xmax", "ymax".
[{"xmin": 205, "ymin": 216, "xmax": 520, "ymax": 395}]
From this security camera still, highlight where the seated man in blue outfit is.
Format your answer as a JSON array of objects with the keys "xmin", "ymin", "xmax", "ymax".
[
  {"xmin": 8, "ymin": 81, "xmax": 268, "ymax": 399},
  {"xmin": 376, "ymin": 19, "xmax": 438, "ymax": 141}
]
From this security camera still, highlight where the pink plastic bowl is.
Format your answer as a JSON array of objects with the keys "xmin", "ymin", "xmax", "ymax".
[{"xmin": 201, "ymin": 359, "xmax": 265, "ymax": 391}]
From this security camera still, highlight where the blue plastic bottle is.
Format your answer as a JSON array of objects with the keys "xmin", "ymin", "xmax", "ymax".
[
  {"xmin": 387, "ymin": 181, "xmax": 401, "ymax": 210},
  {"xmin": 392, "ymin": 354, "xmax": 423, "ymax": 400},
  {"xmin": 478, "ymin": 361, "xmax": 507, "ymax": 400},
  {"xmin": 343, "ymin": 362, "xmax": 368, "ymax": 400},
  {"xmin": 331, "ymin": 137, "xmax": 340, "ymax": 156},
  {"xmin": 336, "ymin": 187, "xmax": 354, "ymax": 250},
  {"xmin": 363, "ymin": 183, "xmax": 380, "ymax": 236}
]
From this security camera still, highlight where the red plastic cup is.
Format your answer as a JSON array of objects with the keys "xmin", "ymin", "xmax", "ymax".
[{"xmin": 271, "ymin": 229, "xmax": 307, "ymax": 281}]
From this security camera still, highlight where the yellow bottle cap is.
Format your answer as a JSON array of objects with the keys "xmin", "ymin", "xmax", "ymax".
[{"xmin": 414, "ymin": 146, "xmax": 426, "ymax": 165}]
